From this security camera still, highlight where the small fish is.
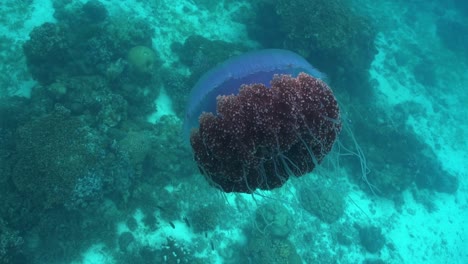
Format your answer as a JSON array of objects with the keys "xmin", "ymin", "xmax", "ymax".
[
  {"xmin": 183, "ymin": 217, "xmax": 191, "ymax": 228},
  {"xmin": 210, "ymin": 240, "xmax": 215, "ymax": 251},
  {"xmin": 169, "ymin": 221, "xmax": 175, "ymax": 229},
  {"xmin": 205, "ymin": 232, "xmax": 208, "ymax": 238}
]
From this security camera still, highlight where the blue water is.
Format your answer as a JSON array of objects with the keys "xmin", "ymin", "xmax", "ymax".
[{"xmin": 0, "ymin": 0, "xmax": 466, "ymax": 263}]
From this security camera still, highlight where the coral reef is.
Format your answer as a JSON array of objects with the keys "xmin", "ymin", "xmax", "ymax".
[
  {"xmin": 154, "ymin": 237, "xmax": 203, "ymax": 264},
  {"xmin": 67, "ymin": 170, "xmax": 104, "ymax": 209},
  {"xmin": 40, "ymin": 75, "xmax": 128, "ymax": 126},
  {"xmin": 144, "ymin": 116, "xmax": 196, "ymax": 181},
  {"xmin": 453, "ymin": 0, "xmax": 468, "ymax": 16},
  {"xmin": 245, "ymin": 232, "xmax": 302, "ymax": 264},
  {"xmin": 29, "ymin": 201, "xmax": 121, "ymax": 263},
  {"xmin": 23, "ymin": 22, "xmax": 70, "ymax": 84},
  {"xmin": 10, "ymin": 106, "xmax": 132, "ymax": 210},
  {"xmin": 82, "ymin": 0, "xmax": 108, "ymax": 23},
  {"xmin": 127, "ymin": 46, "xmax": 158, "ymax": 74},
  {"xmin": 248, "ymin": 0, "xmax": 377, "ymax": 96},
  {"xmin": 436, "ymin": 17, "xmax": 468, "ymax": 61},
  {"xmin": 118, "ymin": 232, "xmax": 137, "ymax": 253},
  {"xmin": 24, "ymin": 2, "xmax": 157, "ymax": 86},
  {"xmin": 119, "ymin": 129, "xmax": 157, "ymax": 177},
  {"xmin": 299, "ymin": 186, "xmax": 345, "ymax": 223},
  {"xmin": 332, "ymin": 222, "xmax": 358, "ymax": 246},
  {"xmin": 11, "ymin": 107, "xmax": 102, "ymax": 208},
  {"xmin": 188, "ymin": 203, "xmax": 222, "ymax": 233},
  {"xmin": 0, "ymin": 218, "xmax": 24, "ymax": 264},
  {"xmin": 357, "ymin": 224, "xmax": 386, "ymax": 253},
  {"xmin": 168, "ymin": 35, "xmax": 247, "ymax": 115},
  {"xmin": 254, "ymin": 203, "xmax": 294, "ymax": 238},
  {"xmin": 173, "ymin": 35, "xmax": 247, "ymax": 83},
  {"xmin": 159, "ymin": 67, "xmax": 190, "ymax": 116},
  {"xmin": 342, "ymin": 102, "xmax": 459, "ymax": 196},
  {"xmin": 21, "ymin": 1, "xmax": 163, "ymax": 130}
]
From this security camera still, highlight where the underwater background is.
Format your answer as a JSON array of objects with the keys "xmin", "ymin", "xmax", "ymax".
[{"xmin": 0, "ymin": 0, "xmax": 467, "ymax": 263}]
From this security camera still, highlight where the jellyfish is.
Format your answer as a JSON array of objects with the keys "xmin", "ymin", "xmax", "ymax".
[{"xmin": 184, "ymin": 49, "xmax": 341, "ymax": 193}]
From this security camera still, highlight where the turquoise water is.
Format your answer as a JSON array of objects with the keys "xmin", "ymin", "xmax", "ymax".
[{"xmin": 0, "ymin": 0, "xmax": 466, "ymax": 263}]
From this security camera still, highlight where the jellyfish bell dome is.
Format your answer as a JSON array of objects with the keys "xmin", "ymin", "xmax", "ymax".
[
  {"xmin": 184, "ymin": 49, "xmax": 341, "ymax": 193},
  {"xmin": 183, "ymin": 49, "xmax": 326, "ymax": 140}
]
